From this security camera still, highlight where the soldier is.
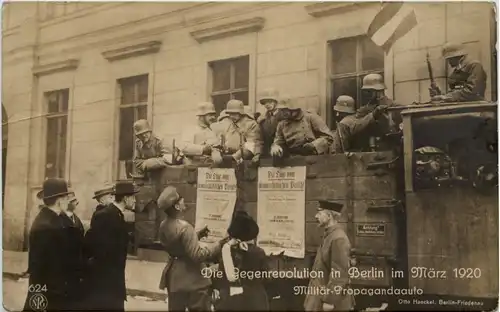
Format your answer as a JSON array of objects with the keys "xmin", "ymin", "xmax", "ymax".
[
  {"xmin": 332, "ymin": 95, "xmax": 390, "ymax": 153},
  {"xmin": 213, "ymin": 99, "xmax": 262, "ymax": 165},
  {"xmin": 179, "ymin": 102, "xmax": 221, "ymax": 166},
  {"xmin": 157, "ymin": 186, "xmax": 225, "ymax": 312},
  {"xmin": 132, "ymin": 119, "xmax": 178, "ymax": 178},
  {"xmin": 271, "ymin": 98, "xmax": 334, "ymax": 158},
  {"xmin": 86, "ymin": 181, "xmax": 138, "ymax": 311},
  {"xmin": 430, "ymin": 42, "xmax": 487, "ymax": 103},
  {"xmin": 354, "ymin": 74, "xmax": 401, "ymax": 151},
  {"xmin": 23, "ymin": 179, "xmax": 74, "ymax": 311},
  {"xmin": 256, "ymin": 88, "xmax": 282, "ymax": 156},
  {"xmin": 304, "ymin": 200, "xmax": 354, "ymax": 311}
]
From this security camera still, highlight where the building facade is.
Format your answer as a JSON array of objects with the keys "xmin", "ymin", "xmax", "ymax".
[{"xmin": 2, "ymin": 2, "xmax": 496, "ymax": 250}]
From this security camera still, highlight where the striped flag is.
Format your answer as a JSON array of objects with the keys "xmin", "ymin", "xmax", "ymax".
[{"xmin": 367, "ymin": 2, "xmax": 418, "ymax": 52}]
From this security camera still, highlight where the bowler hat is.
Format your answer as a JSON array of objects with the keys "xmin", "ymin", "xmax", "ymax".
[
  {"xmin": 93, "ymin": 185, "xmax": 114, "ymax": 199},
  {"xmin": 318, "ymin": 200, "xmax": 344, "ymax": 213},
  {"xmin": 42, "ymin": 179, "xmax": 72, "ymax": 200},
  {"xmin": 227, "ymin": 210, "xmax": 259, "ymax": 241},
  {"xmin": 112, "ymin": 181, "xmax": 140, "ymax": 196},
  {"xmin": 158, "ymin": 186, "xmax": 181, "ymax": 211}
]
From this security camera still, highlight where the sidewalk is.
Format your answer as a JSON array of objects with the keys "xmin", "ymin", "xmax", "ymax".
[{"xmin": 2, "ymin": 250, "xmax": 167, "ymax": 301}]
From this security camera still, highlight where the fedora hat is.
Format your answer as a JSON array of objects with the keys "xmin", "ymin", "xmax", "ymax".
[
  {"xmin": 42, "ymin": 179, "xmax": 72, "ymax": 200},
  {"xmin": 228, "ymin": 210, "xmax": 259, "ymax": 241},
  {"xmin": 93, "ymin": 185, "xmax": 114, "ymax": 199},
  {"xmin": 112, "ymin": 181, "xmax": 140, "ymax": 196}
]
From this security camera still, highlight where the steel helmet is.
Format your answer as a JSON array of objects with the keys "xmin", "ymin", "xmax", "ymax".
[
  {"xmin": 276, "ymin": 96, "xmax": 290, "ymax": 110},
  {"xmin": 361, "ymin": 73, "xmax": 386, "ymax": 91},
  {"xmin": 218, "ymin": 109, "xmax": 229, "ymax": 121},
  {"xmin": 195, "ymin": 102, "xmax": 216, "ymax": 116},
  {"xmin": 243, "ymin": 105, "xmax": 255, "ymax": 119},
  {"xmin": 334, "ymin": 95, "xmax": 356, "ymax": 114},
  {"xmin": 225, "ymin": 99, "xmax": 245, "ymax": 114},
  {"xmin": 133, "ymin": 119, "xmax": 152, "ymax": 136},
  {"xmin": 280, "ymin": 97, "xmax": 301, "ymax": 111},
  {"xmin": 442, "ymin": 42, "xmax": 466, "ymax": 59},
  {"xmin": 258, "ymin": 88, "xmax": 279, "ymax": 104}
]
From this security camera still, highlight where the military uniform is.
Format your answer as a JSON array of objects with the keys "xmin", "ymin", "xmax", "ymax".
[
  {"xmin": 273, "ymin": 109, "xmax": 334, "ymax": 155},
  {"xmin": 432, "ymin": 43, "xmax": 487, "ymax": 102},
  {"xmin": 304, "ymin": 201, "xmax": 354, "ymax": 312},
  {"xmin": 212, "ymin": 100, "xmax": 263, "ymax": 161},
  {"xmin": 257, "ymin": 88, "xmax": 282, "ymax": 156},
  {"xmin": 180, "ymin": 102, "xmax": 220, "ymax": 166}
]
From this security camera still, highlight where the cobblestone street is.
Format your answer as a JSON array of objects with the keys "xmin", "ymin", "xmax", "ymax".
[{"xmin": 3, "ymin": 278, "xmax": 168, "ymax": 311}]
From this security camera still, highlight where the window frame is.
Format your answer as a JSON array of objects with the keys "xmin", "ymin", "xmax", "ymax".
[
  {"xmin": 43, "ymin": 88, "xmax": 70, "ymax": 180},
  {"xmin": 116, "ymin": 74, "xmax": 149, "ymax": 180},
  {"xmin": 208, "ymin": 55, "xmax": 250, "ymax": 113},
  {"xmin": 327, "ymin": 36, "xmax": 384, "ymax": 128}
]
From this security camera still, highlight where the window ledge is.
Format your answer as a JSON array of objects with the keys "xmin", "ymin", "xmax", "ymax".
[
  {"xmin": 32, "ymin": 59, "xmax": 80, "ymax": 77},
  {"xmin": 102, "ymin": 40, "xmax": 162, "ymax": 62},
  {"xmin": 305, "ymin": 2, "xmax": 374, "ymax": 18},
  {"xmin": 190, "ymin": 17, "xmax": 265, "ymax": 43}
]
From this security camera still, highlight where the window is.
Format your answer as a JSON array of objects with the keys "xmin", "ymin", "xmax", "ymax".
[
  {"xmin": 329, "ymin": 36, "xmax": 384, "ymax": 126},
  {"xmin": 44, "ymin": 89, "xmax": 69, "ymax": 179},
  {"xmin": 117, "ymin": 75, "xmax": 148, "ymax": 180},
  {"xmin": 209, "ymin": 56, "xmax": 249, "ymax": 114}
]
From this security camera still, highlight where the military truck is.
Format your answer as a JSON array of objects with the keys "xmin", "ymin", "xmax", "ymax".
[{"xmin": 133, "ymin": 101, "xmax": 498, "ymax": 311}]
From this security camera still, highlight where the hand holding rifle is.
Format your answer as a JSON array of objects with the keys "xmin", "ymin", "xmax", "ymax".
[{"xmin": 427, "ymin": 51, "xmax": 442, "ymax": 97}]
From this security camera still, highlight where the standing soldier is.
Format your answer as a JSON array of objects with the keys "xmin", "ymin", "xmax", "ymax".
[
  {"xmin": 430, "ymin": 42, "xmax": 487, "ymax": 102},
  {"xmin": 256, "ymin": 88, "xmax": 282, "ymax": 156},
  {"xmin": 179, "ymin": 102, "xmax": 221, "ymax": 166},
  {"xmin": 23, "ymin": 179, "xmax": 74, "ymax": 311},
  {"xmin": 157, "ymin": 186, "xmax": 224, "ymax": 311},
  {"xmin": 271, "ymin": 98, "xmax": 334, "ymax": 158},
  {"xmin": 304, "ymin": 200, "xmax": 354, "ymax": 311},
  {"xmin": 213, "ymin": 99, "xmax": 262, "ymax": 165},
  {"xmin": 132, "ymin": 119, "xmax": 179, "ymax": 178},
  {"xmin": 59, "ymin": 192, "xmax": 86, "ymax": 310},
  {"xmin": 86, "ymin": 181, "xmax": 139, "ymax": 311},
  {"xmin": 332, "ymin": 95, "xmax": 390, "ymax": 153}
]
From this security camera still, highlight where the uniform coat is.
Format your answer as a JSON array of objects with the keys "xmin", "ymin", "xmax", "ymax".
[
  {"xmin": 158, "ymin": 218, "xmax": 222, "ymax": 311},
  {"xmin": 179, "ymin": 120, "xmax": 219, "ymax": 165},
  {"xmin": 213, "ymin": 243, "xmax": 270, "ymax": 311},
  {"xmin": 213, "ymin": 115, "xmax": 263, "ymax": 157},
  {"xmin": 23, "ymin": 207, "xmax": 71, "ymax": 311},
  {"xmin": 446, "ymin": 56, "xmax": 487, "ymax": 102},
  {"xmin": 133, "ymin": 135, "xmax": 172, "ymax": 173},
  {"xmin": 274, "ymin": 110, "xmax": 334, "ymax": 155},
  {"xmin": 85, "ymin": 204, "xmax": 129, "ymax": 311},
  {"xmin": 304, "ymin": 223, "xmax": 354, "ymax": 311},
  {"xmin": 258, "ymin": 109, "xmax": 281, "ymax": 156},
  {"xmin": 59, "ymin": 212, "xmax": 86, "ymax": 308},
  {"xmin": 333, "ymin": 114, "xmax": 376, "ymax": 153}
]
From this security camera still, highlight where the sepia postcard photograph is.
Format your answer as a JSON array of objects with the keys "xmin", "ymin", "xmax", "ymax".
[{"xmin": 2, "ymin": 1, "xmax": 498, "ymax": 311}]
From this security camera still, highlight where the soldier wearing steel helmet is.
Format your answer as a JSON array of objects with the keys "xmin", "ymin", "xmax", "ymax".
[
  {"xmin": 430, "ymin": 42, "xmax": 487, "ymax": 103},
  {"xmin": 212, "ymin": 99, "xmax": 263, "ymax": 165},
  {"xmin": 256, "ymin": 88, "xmax": 285, "ymax": 156},
  {"xmin": 332, "ymin": 95, "xmax": 391, "ymax": 153},
  {"xmin": 179, "ymin": 102, "xmax": 221, "ymax": 166},
  {"xmin": 132, "ymin": 119, "xmax": 178, "ymax": 178},
  {"xmin": 271, "ymin": 97, "xmax": 334, "ymax": 158},
  {"xmin": 354, "ymin": 74, "xmax": 402, "ymax": 151}
]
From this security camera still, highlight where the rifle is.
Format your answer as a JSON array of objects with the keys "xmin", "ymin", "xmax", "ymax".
[{"xmin": 427, "ymin": 51, "xmax": 441, "ymax": 96}]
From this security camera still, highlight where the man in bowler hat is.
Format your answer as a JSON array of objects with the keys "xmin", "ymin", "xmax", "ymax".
[
  {"xmin": 90, "ymin": 184, "xmax": 114, "ymax": 223},
  {"xmin": 85, "ymin": 180, "xmax": 139, "ymax": 311},
  {"xmin": 157, "ymin": 185, "xmax": 225, "ymax": 312},
  {"xmin": 23, "ymin": 178, "xmax": 74, "ymax": 311},
  {"xmin": 304, "ymin": 201, "xmax": 354, "ymax": 311}
]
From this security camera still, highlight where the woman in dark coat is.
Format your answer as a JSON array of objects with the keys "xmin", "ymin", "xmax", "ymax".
[{"xmin": 213, "ymin": 210, "xmax": 270, "ymax": 311}]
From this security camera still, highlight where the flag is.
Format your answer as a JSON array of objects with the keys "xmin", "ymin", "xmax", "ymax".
[{"xmin": 367, "ymin": 2, "xmax": 418, "ymax": 52}]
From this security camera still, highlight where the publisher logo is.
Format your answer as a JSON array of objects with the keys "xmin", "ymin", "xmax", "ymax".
[{"xmin": 29, "ymin": 293, "xmax": 48, "ymax": 311}]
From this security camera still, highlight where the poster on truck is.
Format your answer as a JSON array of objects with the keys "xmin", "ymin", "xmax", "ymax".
[
  {"xmin": 257, "ymin": 166, "xmax": 306, "ymax": 258},
  {"xmin": 195, "ymin": 167, "xmax": 237, "ymax": 244}
]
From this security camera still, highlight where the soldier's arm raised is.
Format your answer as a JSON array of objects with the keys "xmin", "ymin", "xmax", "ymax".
[{"xmin": 181, "ymin": 226, "xmax": 222, "ymax": 263}]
